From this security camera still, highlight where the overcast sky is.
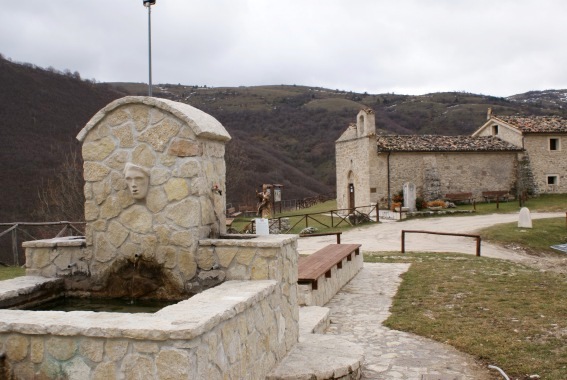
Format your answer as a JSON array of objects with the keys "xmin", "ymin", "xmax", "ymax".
[{"xmin": 1, "ymin": 0, "xmax": 566, "ymax": 97}]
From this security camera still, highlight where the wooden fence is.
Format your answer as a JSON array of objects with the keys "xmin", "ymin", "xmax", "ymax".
[
  {"xmin": 242, "ymin": 204, "xmax": 378, "ymax": 234},
  {"xmin": 401, "ymin": 229, "xmax": 481, "ymax": 256},
  {"xmin": 0, "ymin": 222, "xmax": 85, "ymax": 266}
]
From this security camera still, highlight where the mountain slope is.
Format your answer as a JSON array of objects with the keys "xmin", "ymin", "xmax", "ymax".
[
  {"xmin": 2, "ymin": 55, "xmax": 567, "ymax": 222},
  {"xmin": 0, "ymin": 57, "xmax": 126, "ymax": 221}
]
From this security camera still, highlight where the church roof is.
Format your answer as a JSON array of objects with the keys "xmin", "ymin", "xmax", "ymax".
[
  {"xmin": 494, "ymin": 115, "xmax": 567, "ymax": 133},
  {"xmin": 376, "ymin": 135, "xmax": 522, "ymax": 152}
]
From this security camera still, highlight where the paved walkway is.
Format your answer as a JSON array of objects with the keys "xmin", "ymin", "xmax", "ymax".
[
  {"xmin": 324, "ymin": 263, "xmax": 492, "ymax": 379},
  {"xmin": 298, "ymin": 212, "xmax": 566, "ymax": 267},
  {"xmin": 298, "ymin": 212, "xmax": 566, "ymax": 378}
]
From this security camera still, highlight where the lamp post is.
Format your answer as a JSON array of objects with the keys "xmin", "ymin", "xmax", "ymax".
[{"xmin": 143, "ymin": 0, "xmax": 156, "ymax": 96}]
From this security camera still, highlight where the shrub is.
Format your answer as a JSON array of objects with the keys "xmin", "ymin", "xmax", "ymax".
[
  {"xmin": 392, "ymin": 190, "xmax": 404, "ymax": 204},
  {"xmin": 416, "ymin": 197, "xmax": 427, "ymax": 210},
  {"xmin": 427, "ymin": 200, "xmax": 447, "ymax": 208},
  {"xmin": 391, "ymin": 202, "xmax": 402, "ymax": 211}
]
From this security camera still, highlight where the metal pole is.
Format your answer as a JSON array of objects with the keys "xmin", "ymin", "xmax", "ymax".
[{"xmin": 148, "ymin": 5, "xmax": 153, "ymax": 97}]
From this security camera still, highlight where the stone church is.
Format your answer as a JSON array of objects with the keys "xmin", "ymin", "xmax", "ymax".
[{"xmin": 335, "ymin": 108, "xmax": 567, "ymax": 210}]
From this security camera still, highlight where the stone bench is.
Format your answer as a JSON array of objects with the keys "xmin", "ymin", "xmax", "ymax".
[
  {"xmin": 444, "ymin": 192, "xmax": 473, "ymax": 204},
  {"xmin": 298, "ymin": 244, "xmax": 363, "ymax": 306}
]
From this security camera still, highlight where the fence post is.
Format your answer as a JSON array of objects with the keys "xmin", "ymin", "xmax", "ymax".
[
  {"xmin": 12, "ymin": 227, "xmax": 19, "ymax": 266},
  {"xmin": 375, "ymin": 203, "xmax": 380, "ymax": 223},
  {"xmin": 401, "ymin": 230, "xmax": 405, "ymax": 253},
  {"xmin": 476, "ymin": 236, "xmax": 481, "ymax": 257}
]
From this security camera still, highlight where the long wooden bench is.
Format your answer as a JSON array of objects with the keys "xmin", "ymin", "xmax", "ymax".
[
  {"xmin": 226, "ymin": 207, "xmax": 242, "ymax": 218},
  {"xmin": 444, "ymin": 192, "xmax": 473, "ymax": 204},
  {"xmin": 298, "ymin": 244, "xmax": 361, "ymax": 290},
  {"xmin": 482, "ymin": 191, "xmax": 510, "ymax": 202}
]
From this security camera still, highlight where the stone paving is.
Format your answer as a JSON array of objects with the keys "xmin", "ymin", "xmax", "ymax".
[{"xmin": 323, "ymin": 263, "xmax": 492, "ymax": 380}]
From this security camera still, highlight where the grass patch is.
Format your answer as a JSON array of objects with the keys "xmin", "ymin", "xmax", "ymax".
[
  {"xmin": 365, "ymin": 252, "xmax": 567, "ymax": 379},
  {"xmin": 478, "ymin": 217, "xmax": 567, "ymax": 254},
  {"xmin": 449, "ymin": 194, "xmax": 567, "ymax": 215},
  {"xmin": 0, "ymin": 266, "xmax": 25, "ymax": 280}
]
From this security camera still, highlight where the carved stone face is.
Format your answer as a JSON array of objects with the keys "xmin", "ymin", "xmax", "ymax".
[{"xmin": 124, "ymin": 166, "xmax": 149, "ymax": 200}]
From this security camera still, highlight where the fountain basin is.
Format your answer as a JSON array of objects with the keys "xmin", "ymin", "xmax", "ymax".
[
  {"xmin": 0, "ymin": 280, "xmax": 283, "ymax": 379},
  {"xmin": 1, "ymin": 234, "xmax": 299, "ymax": 379}
]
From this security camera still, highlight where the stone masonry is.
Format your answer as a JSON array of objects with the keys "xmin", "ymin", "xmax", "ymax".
[
  {"xmin": 336, "ymin": 109, "xmax": 523, "ymax": 210},
  {"xmin": 75, "ymin": 96, "xmax": 231, "ymax": 299},
  {"xmin": 4, "ymin": 233, "xmax": 299, "ymax": 379}
]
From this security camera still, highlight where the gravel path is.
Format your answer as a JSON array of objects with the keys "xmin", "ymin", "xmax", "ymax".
[{"xmin": 298, "ymin": 211, "xmax": 567, "ymax": 271}]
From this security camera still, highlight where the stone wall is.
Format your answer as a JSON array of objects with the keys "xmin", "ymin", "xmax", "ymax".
[
  {"xmin": 197, "ymin": 235, "xmax": 299, "ymax": 354},
  {"xmin": 5, "ymin": 234, "xmax": 299, "ymax": 379},
  {"xmin": 0, "ymin": 280, "xmax": 287, "ymax": 380},
  {"xmin": 475, "ymin": 119, "xmax": 567, "ymax": 194},
  {"xmin": 74, "ymin": 97, "xmax": 231, "ymax": 299},
  {"xmin": 369, "ymin": 151, "xmax": 519, "ymax": 203},
  {"xmin": 523, "ymin": 135, "xmax": 567, "ymax": 193},
  {"xmin": 336, "ymin": 124, "xmax": 374, "ymax": 211},
  {"xmin": 297, "ymin": 251, "xmax": 363, "ymax": 307}
]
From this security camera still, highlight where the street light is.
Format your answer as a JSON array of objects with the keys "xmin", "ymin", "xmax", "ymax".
[{"xmin": 143, "ymin": 0, "xmax": 156, "ymax": 96}]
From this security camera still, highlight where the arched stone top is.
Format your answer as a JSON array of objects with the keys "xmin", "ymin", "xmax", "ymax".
[{"xmin": 77, "ymin": 96, "xmax": 231, "ymax": 142}]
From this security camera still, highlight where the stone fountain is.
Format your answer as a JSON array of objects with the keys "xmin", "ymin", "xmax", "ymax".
[{"xmin": 0, "ymin": 97, "xmax": 299, "ymax": 379}]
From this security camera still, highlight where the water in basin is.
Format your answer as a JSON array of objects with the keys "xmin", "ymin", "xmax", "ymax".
[{"xmin": 28, "ymin": 297, "xmax": 178, "ymax": 313}]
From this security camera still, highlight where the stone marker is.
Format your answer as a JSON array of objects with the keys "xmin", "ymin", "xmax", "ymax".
[
  {"xmin": 255, "ymin": 218, "xmax": 270, "ymax": 235},
  {"xmin": 518, "ymin": 207, "xmax": 532, "ymax": 228},
  {"xmin": 403, "ymin": 182, "xmax": 417, "ymax": 212}
]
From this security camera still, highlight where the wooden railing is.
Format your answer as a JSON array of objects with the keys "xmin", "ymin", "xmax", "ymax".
[
  {"xmin": 401, "ymin": 229, "xmax": 481, "ymax": 256},
  {"xmin": 0, "ymin": 222, "xmax": 85, "ymax": 266},
  {"xmin": 273, "ymin": 204, "xmax": 378, "ymax": 233}
]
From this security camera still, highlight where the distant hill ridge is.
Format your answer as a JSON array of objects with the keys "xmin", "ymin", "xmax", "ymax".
[{"xmin": 2, "ymin": 54, "xmax": 567, "ymax": 222}]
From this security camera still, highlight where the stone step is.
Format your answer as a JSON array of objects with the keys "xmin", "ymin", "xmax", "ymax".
[
  {"xmin": 266, "ymin": 334, "xmax": 364, "ymax": 380},
  {"xmin": 268, "ymin": 307, "xmax": 363, "ymax": 379},
  {"xmin": 299, "ymin": 306, "xmax": 330, "ymax": 335}
]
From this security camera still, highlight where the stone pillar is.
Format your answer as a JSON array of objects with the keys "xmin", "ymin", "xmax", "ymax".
[{"xmin": 403, "ymin": 182, "xmax": 417, "ymax": 212}]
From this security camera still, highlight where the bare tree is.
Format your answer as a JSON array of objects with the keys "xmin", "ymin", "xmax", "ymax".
[{"xmin": 35, "ymin": 147, "xmax": 85, "ymax": 222}]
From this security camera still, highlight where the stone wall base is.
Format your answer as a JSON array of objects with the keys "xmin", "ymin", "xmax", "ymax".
[{"xmin": 298, "ymin": 253, "xmax": 363, "ymax": 307}]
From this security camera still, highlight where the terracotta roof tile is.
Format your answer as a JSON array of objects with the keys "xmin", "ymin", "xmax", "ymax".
[
  {"xmin": 376, "ymin": 135, "xmax": 522, "ymax": 152},
  {"xmin": 497, "ymin": 115, "xmax": 567, "ymax": 133}
]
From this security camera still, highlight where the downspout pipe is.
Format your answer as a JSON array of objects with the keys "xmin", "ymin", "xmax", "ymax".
[{"xmin": 387, "ymin": 151, "xmax": 391, "ymax": 209}]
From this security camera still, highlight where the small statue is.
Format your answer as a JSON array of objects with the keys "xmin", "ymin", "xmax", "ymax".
[
  {"xmin": 257, "ymin": 189, "xmax": 272, "ymax": 218},
  {"xmin": 124, "ymin": 163, "xmax": 150, "ymax": 200}
]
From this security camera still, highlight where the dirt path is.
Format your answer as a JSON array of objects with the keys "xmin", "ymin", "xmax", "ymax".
[{"xmin": 297, "ymin": 211, "xmax": 567, "ymax": 273}]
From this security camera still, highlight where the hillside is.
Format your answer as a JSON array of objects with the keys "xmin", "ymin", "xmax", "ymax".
[
  {"xmin": 111, "ymin": 83, "xmax": 567, "ymax": 207},
  {"xmin": 2, "ymin": 54, "xmax": 567, "ymax": 224},
  {"xmin": 0, "ymin": 56, "xmax": 126, "ymax": 221}
]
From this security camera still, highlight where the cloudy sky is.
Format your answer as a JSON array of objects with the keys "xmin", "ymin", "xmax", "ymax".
[{"xmin": 1, "ymin": 0, "xmax": 566, "ymax": 97}]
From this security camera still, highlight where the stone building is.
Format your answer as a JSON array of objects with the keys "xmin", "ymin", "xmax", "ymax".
[
  {"xmin": 336, "ymin": 108, "xmax": 567, "ymax": 210},
  {"xmin": 473, "ymin": 109, "xmax": 567, "ymax": 194}
]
